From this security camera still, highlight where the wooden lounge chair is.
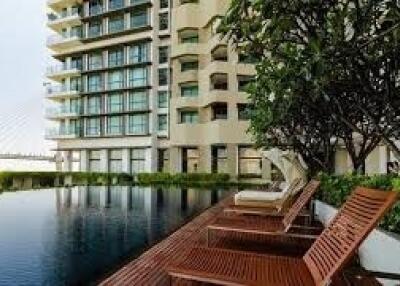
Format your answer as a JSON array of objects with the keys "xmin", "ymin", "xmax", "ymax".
[
  {"xmin": 206, "ymin": 180, "xmax": 321, "ymax": 247},
  {"xmin": 234, "ymin": 178, "xmax": 304, "ymax": 211},
  {"xmin": 167, "ymin": 187, "xmax": 398, "ymax": 286}
]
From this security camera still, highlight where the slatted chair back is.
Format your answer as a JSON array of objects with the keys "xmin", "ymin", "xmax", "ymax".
[
  {"xmin": 282, "ymin": 180, "xmax": 320, "ymax": 230},
  {"xmin": 303, "ymin": 187, "xmax": 398, "ymax": 286}
]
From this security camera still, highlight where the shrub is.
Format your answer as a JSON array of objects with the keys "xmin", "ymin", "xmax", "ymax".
[
  {"xmin": 317, "ymin": 173, "xmax": 400, "ymax": 234},
  {"xmin": 137, "ymin": 173, "xmax": 230, "ymax": 186}
]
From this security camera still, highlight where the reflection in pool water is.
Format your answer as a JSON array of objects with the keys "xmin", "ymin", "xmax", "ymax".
[{"xmin": 0, "ymin": 186, "xmax": 232, "ymax": 286}]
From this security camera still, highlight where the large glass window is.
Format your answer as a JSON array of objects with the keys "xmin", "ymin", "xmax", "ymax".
[
  {"xmin": 212, "ymin": 103, "xmax": 228, "ymax": 120},
  {"xmin": 159, "ymin": 12, "xmax": 169, "ymax": 30},
  {"xmin": 88, "ymin": 21, "xmax": 102, "ymax": 37},
  {"xmin": 86, "ymin": 117, "xmax": 101, "ymax": 136},
  {"xmin": 158, "ymin": 68, "xmax": 168, "ymax": 86},
  {"xmin": 128, "ymin": 67, "xmax": 148, "ymax": 87},
  {"xmin": 107, "ymin": 116, "xmax": 123, "ymax": 135},
  {"xmin": 181, "ymin": 61, "xmax": 198, "ymax": 72},
  {"xmin": 129, "ymin": 42, "xmax": 149, "ymax": 63},
  {"xmin": 70, "ymin": 77, "xmax": 82, "ymax": 92},
  {"xmin": 89, "ymin": 150, "xmax": 101, "ymax": 172},
  {"xmin": 108, "ymin": 49, "xmax": 124, "ymax": 67},
  {"xmin": 127, "ymin": 114, "xmax": 149, "ymax": 134},
  {"xmin": 158, "ymin": 114, "xmax": 167, "ymax": 131},
  {"xmin": 181, "ymin": 84, "xmax": 198, "ymax": 97},
  {"xmin": 89, "ymin": 0, "xmax": 103, "ymax": 16},
  {"xmin": 160, "ymin": 0, "xmax": 168, "ymax": 9},
  {"xmin": 87, "ymin": 95, "xmax": 102, "ymax": 114},
  {"xmin": 88, "ymin": 52, "xmax": 103, "ymax": 70},
  {"xmin": 131, "ymin": 10, "xmax": 148, "ymax": 28},
  {"xmin": 158, "ymin": 91, "xmax": 168, "ymax": 108},
  {"xmin": 131, "ymin": 149, "xmax": 146, "ymax": 174},
  {"xmin": 109, "ymin": 0, "xmax": 124, "ymax": 10},
  {"xmin": 159, "ymin": 46, "xmax": 169, "ymax": 64},
  {"xmin": 212, "ymin": 146, "xmax": 228, "ymax": 174},
  {"xmin": 128, "ymin": 91, "xmax": 148, "ymax": 110},
  {"xmin": 71, "ymin": 57, "xmax": 82, "ymax": 70},
  {"xmin": 107, "ymin": 93, "xmax": 124, "ymax": 112},
  {"xmin": 88, "ymin": 74, "xmax": 103, "ymax": 92},
  {"xmin": 108, "ymin": 70, "xmax": 124, "ymax": 90},
  {"xmin": 180, "ymin": 111, "xmax": 198, "ymax": 124},
  {"xmin": 108, "ymin": 14, "xmax": 125, "ymax": 33},
  {"xmin": 239, "ymin": 147, "xmax": 262, "ymax": 177}
]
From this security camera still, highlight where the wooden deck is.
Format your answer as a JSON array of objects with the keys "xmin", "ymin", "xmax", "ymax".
[{"xmin": 100, "ymin": 196, "xmax": 381, "ymax": 286}]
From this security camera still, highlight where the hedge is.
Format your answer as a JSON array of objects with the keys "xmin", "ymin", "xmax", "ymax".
[
  {"xmin": 137, "ymin": 173, "xmax": 231, "ymax": 186},
  {"xmin": 317, "ymin": 173, "xmax": 400, "ymax": 234}
]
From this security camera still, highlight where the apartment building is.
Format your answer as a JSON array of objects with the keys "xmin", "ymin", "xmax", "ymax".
[
  {"xmin": 46, "ymin": 0, "xmax": 172, "ymax": 174},
  {"xmin": 45, "ymin": 0, "xmax": 271, "ymax": 180}
]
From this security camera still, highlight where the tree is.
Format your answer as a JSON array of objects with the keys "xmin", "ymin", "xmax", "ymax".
[{"xmin": 220, "ymin": 0, "xmax": 400, "ymax": 174}]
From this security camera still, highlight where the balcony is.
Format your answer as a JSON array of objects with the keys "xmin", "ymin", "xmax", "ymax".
[
  {"xmin": 46, "ymin": 64, "xmax": 82, "ymax": 81},
  {"xmin": 47, "ymin": 32, "xmax": 82, "ymax": 51},
  {"xmin": 47, "ymin": 9, "xmax": 81, "ymax": 31},
  {"xmin": 45, "ymin": 127, "xmax": 80, "ymax": 139},
  {"xmin": 84, "ymin": 0, "xmax": 151, "ymax": 18},
  {"xmin": 47, "ymin": 0, "xmax": 83, "ymax": 10},
  {"xmin": 46, "ymin": 85, "xmax": 81, "ymax": 99},
  {"xmin": 45, "ymin": 106, "xmax": 82, "ymax": 120}
]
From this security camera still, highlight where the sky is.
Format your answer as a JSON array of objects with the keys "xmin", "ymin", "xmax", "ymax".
[{"xmin": 0, "ymin": 0, "xmax": 54, "ymax": 154}]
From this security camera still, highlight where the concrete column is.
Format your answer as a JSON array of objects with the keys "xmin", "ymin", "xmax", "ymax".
[
  {"xmin": 122, "ymin": 148, "xmax": 131, "ymax": 173},
  {"xmin": 63, "ymin": 151, "xmax": 73, "ymax": 172},
  {"xmin": 169, "ymin": 147, "xmax": 181, "ymax": 173},
  {"xmin": 379, "ymin": 145, "xmax": 389, "ymax": 174},
  {"xmin": 226, "ymin": 144, "xmax": 238, "ymax": 178},
  {"xmin": 198, "ymin": 145, "xmax": 211, "ymax": 173},
  {"xmin": 80, "ymin": 149, "xmax": 89, "ymax": 171},
  {"xmin": 100, "ymin": 149, "xmax": 109, "ymax": 172}
]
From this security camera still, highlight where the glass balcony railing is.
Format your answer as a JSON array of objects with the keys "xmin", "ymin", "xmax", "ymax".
[
  {"xmin": 47, "ymin": 8, "xmax": 81, "ymax": 23},
  {"xmin": 47, "ymin": 30, "xmax": 82, "ymax": 46},
  {"xmin": 45, "ymin": 127, "xmax": 80, "ymax": 138},
  {"xmin": 46, "ymin": 85, "xmax": 82, "ymax": 96},
  {"xmin": 109, "ymin": 0, "xmax": 125, "ymax": 11},
  {"xmin": 46, "ymin": 106, "xmax": 82, "ymax": 117},
  {"xmin": 46, "ymin": 64, "xmax": 82, "ymax": 76},
  {"xmin": 89, "ymin": 5, "xmax": 104, "ymax": 16}
]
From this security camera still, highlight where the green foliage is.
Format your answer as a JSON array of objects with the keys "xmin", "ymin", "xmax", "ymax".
[
  {"xmin": 137, "ymin": 173, "xmax": 231, "ymax": 186},
  {"xmin": 317, "ymin": 173, "xmax": 400, "ymax": 234}
]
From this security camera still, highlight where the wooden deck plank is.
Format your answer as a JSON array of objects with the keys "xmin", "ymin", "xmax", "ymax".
[{"xmin": 99, "ymin": 196, "xmax": 381, "ymax": 286}]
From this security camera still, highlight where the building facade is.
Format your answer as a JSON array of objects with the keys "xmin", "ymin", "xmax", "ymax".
[{"xmin": 46, "ymin": 0, "xmax": 271, "ymax": 180}]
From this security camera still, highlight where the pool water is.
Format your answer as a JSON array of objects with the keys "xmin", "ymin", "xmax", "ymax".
[{"xmin": 0, "ymin": 186, "xmax": 232, "ymax": 286}]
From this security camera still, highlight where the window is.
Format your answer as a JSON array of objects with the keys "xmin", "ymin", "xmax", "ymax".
[
  {"xmin": 108, "ymin": 49, "xmax": 124, "ymax": 67},
  {"xmin": 159, "ymin": 46, "xmax": 169, "ymax": 64},
  {"xmin": 182, "ymin": 148, "xmax": 199, "ymax": 173},
  {"xmin": 159, "ymin": 13, "xmax": 169, "ymax": 30},
  {"xmin": 88, "ymin": 52, "xmax": 103, "ymax": 70},
  {"xmin": 88, "ymin": 21, "xmax": 102, "ymax": 37},
  {"xmin": 107, "ymin": 116, "xmax": 123, "ymax": 135},
  {"xmin": 238, "ymin": 75, "xmax": 254, "ymax": 92},
  {"xmin": 127, "ymin": 114, "xmax": 149, "ymax": 134},
  {"xmin": 158, "ymin": 68, "xmax": 168, "ymax": 86},
  {"xmin": 128, "ymin": 67, "xmax": 148, "ymax": 87},
  {"xmin": 181, "ymin": 61, "xmax": 198, "ymax": 71},
  {"xmin": 239, "ymin": 147, "xmax": 262, "ymax": 177},
  {"xmin": 212, "ymin": 146, "xmax": 227, "ymax": 173},
  {"xmin": 158, "ymin": 149, "xmax": 169, "ymax": 172},
  {"xmin": 109, "ymin": 150, "xmax": 122, "ymax": 173},
  {"xmin": 89, "ymin": 0, "xmax": 103, "ymax": 16},
  {"xmin": 127, "ymin": 114, "xmax": 148, "ymax": 135},
  {"xmin": 238, "ymin": 52, "xmax": 257, "ymax": 64},
  {"xmin": 160, "ymin": 0, "xmax": 169, "ymax": 9},
  {"xmin": 158, "ymin": 91, "xmax": 168, "ymax": 108},
  {"xmin": 107, "ymin": 93, "xmax": 124, "ymax": 112},
  {"xmin": 88, "ymin": 73, "xmax": 103, "ymax": 92},
  {"xmin": 129, "ymin": 42, "xmax": 149, "ymax": 63},
  {"xmin": 131, "ymin": 10, "xmax": 148, "ymax": 28},
  {"xmin": 86, "ymin": 117, "xmax": 101, "ymax": 136},
  {"xmin": 211, "ymin": 73, "xmax": 228, "ymax": 90},
  {"xmin": 158, "ymin": 114, "xmax": 167, "ymax": 131},
  {"xmin": 87, "ymin": 95, "xmax": 101, "ymax": 114},
  {"xmin": 238, "ymin": 104, "xmax": 251, "ymax": 120},
  {"xmin": 70, "ymin": 77, "xmax": 81, "ymax": 92},
  {"xmin": 71, "ymin": 57, "xmax": 82, "ymax": 70},
  {"xmin": 109, "ymin": 0, "xmax": 124, "ymax": 10},
  {"xmin": 70, "ymin": 98, "xmax": 81, "ymax": 113},
  {"xmin": 128, "ymin": 91, "xmax": 148, "ymax": 110},
  {"xmin": 71, "ymin": 26, "xmax": 83, "ymax": 38},
  {"xmin": 131, "ymin": 149, "xmax": 146, "ymax": 174},
  {"xmin": 181, "ymin": 85, "xmax": 198, "ymax": 97},
  {"xmin": 181, "ymin": 35, "xmax": 198, "ymax": 43},
  {"xmin": 108, "ymin": 70, "xmax": 124, "ymax": 90},
  {"xmin": 212, "ymin": 103, "xmax": 228, "ymax": 120},
  {"xmin": 89, "ymin": 150, "xmax": 101, "ymax": 172},
  {"xmin": 180, "ymin": 111, "xmax": 198, "ymax": 124},
  {"xmin": 108, "ymin": 14, "xmax": 125, "ymax": 33}
]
